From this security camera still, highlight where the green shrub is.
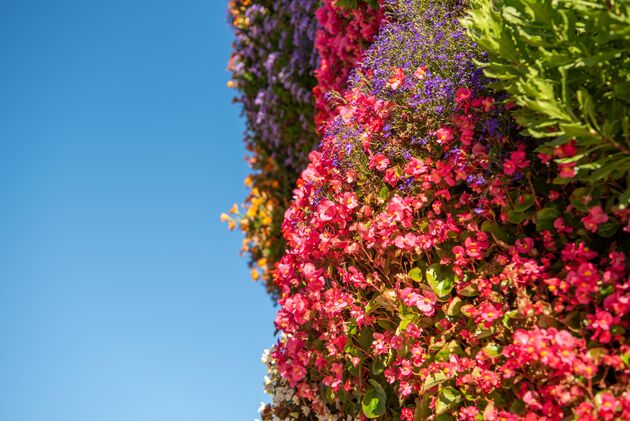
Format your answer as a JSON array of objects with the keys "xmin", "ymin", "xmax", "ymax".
[{"xmin": 463, "ymin": 0, "xmax": 630, "ymax": 205}]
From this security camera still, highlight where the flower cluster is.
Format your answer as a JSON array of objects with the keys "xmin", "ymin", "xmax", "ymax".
[
  {"xmin": 263, "ymin": 0, "xmax": 630, "ymax": 419},
  {"xmin": 225, "ymin": 0, "xmax": 319, "ymax": 296},
  {"xmin": 312, "ymin": 0, "xmax": 383, "ymax": 130}
]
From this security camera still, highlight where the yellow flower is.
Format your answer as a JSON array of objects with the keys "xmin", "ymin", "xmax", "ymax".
[
  {"xmin": 220, "ymin": 213, "xmax": 231, "ymax": 222},
  {"xmin": 230, "ymin": 203, "xmax": 239, "ymax": 214}
]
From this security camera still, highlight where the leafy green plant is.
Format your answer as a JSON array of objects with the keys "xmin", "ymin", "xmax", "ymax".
[{"xmin": 463, "ymin": 0, "xmax": 630, "ymax": 205}]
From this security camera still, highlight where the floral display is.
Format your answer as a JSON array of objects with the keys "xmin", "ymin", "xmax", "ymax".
[
  {"xmin": 225, "ymin": 0, "xmax": 319, "ymax": 297},
  {"xmin": 312, "ymin": 0, "xmax": 383, "ymax": 130},
  {"xmin": 225, "ymin": 0, "xmax": 384, "ymax": 298},
  {"xmin": 225, "ymin": 0, "xmax": 629, "ymax": 419},
  {"xmin": 259, "ymin": 0, "xmax": 630, "ymax": 419}
]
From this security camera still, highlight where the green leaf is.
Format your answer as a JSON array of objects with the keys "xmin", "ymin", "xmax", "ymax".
[
  {"xmin": 365, "ymin": 290, "xmax": 397, "ymax": 315},
  {"xmin": 447, "ymin": 297, "xmax": 463, "ymax": 316},
  {"xmin": 508, "ymin": 210, "xmax": 527, "ymax": 224},
  {"xmin": 379, "ymin": 185, "xmax": 389, "ymax": 201},
  {"xmin": 362, "ymin": 380, "xmax": 387, "ymax": 418},
  {"xmin": 458, "ymin": 284, "xmax": 479, "ymax": 297},
  {"xmin": 357, "ymin": 327, "xmax": 374, "ymax": 350},
  {"xmin": 570, "ymin": 187, "xmax": 596, "ymax": 211},
  {"xmin": 436, "ymin": 340, "xmax": 463, "ymax": 362},
  {"xmin": 415, "ymin": 396, "xmax": 431, "ymax": 420},
  {"xmin": 481, "ymin": 220, "xmax": 511, "ymax": 244},
  {"xmin": 513, "ymin": 193, "xmax": 535, "ymax": 211},
  {"xmin": 535, "ymin": 207, "xmax": 561, "ymax": 231},
  {"xmin": 371, "ymin": 356, "xmax": 385, "ymax": 375},
  {"xmin": 422, "ymin": 371, "xmax": 447, "ymax": 392},
  {"xmin": 408, "ymin": 268, "xmax": 422, "ymax": 282},
  {"xmin": 598, "ymin": 220, "xmax": 619, "ymax": 238},
  {"xmin": 426, "ymin": 264, "xmax": 456, "ymax": 298},
  {"xmin": 482, "ymin": 342, "xmax": 502, "ymax": 358},
  {"xmin": 335, "ymin": 0, "xmax": 358, "ymax": 8},
  {"xmin": 436, "ymin": 387, "xmax": 462, "ymax": 415}
]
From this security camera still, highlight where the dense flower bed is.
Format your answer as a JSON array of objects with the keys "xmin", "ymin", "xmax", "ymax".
[
  {"xmin": 312, "ymin": 0, "xmax": 383, "ymax": 130},
  {"xmin": 225, "ymin": 0, "xmax": 319, "ymax": 296},
  {"xmin": 225, "ymin": 0, "xmax": 384, "ymax": 298},
  {"xmin": 261, "ymin": 0, "xmax": 630, "ymax": 419}
]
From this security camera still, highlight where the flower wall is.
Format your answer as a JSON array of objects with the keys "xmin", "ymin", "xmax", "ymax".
[
  {"xmin": 313, "ymin": 0, "xmax": 383, "ymax": 129},
  {"xmin": 226, "ymin": 0, "xmax": 630, "ymax": 419},
  {"xmin": 225, "ymin": 0, "xmax": 383, "ymax": 298}
]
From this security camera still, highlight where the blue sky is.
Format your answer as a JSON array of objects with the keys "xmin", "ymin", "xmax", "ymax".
[{"xmin": 0, "ymin": 1, "xmax": 278, "ymax": 420}]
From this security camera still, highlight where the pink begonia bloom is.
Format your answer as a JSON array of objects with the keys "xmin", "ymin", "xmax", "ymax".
[
  {"xmin": 558, "ymin": 162, "xmax": 576, "ymax": 178},
  {"xmin": 455, "ymin": 87, "xmax": 472, "ymax": 103},
  {"xmin": 435, "ymin": 127, "xmax": 454, "ymax": 144},
  {"xmin": 597, "ymin": 392, "xmax": 619, "ymax": 420},
  {"xmin": 582, "ymin": 205, "xmax": 609, "ymax": 232},
  {"xmin": 459, "ymin": 406, "xmax": 479, "ymax": 420},
  {"xmin": 400, "ymin": 407, "xmax": 414, "ymax": 421},
  {"xmin": 288, "ymin": 364, "xmax": 306, "ymax": 387},
  {"xmin": 369, "ymin": 153, "xmax": 390, "ymax": 171},
  {"xmin": 413, "ymin": 65, "xmax": 427, "ymax": 80},
  {"xmin": 588, "ymin": 309, "xmax": 614, "ymax": 343},
  {"xmin": 404, "ymin": 156, "xmax": 425, "ymax": 177},
  {"xmin": 386, "ymin": 67, "xmax": 405, "ymax": 90},
  {"xmin": 384, "ymin": 167, "xmax": 400, "ymax": 186},
  {"xmin": 503, "ymin": 144, "xmax": 530, "ymax": 175}
]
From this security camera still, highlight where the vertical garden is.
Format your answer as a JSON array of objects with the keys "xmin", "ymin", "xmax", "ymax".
[{"xmin": 224, "ymin": 0, "xmax": 630, "ymax": 419}]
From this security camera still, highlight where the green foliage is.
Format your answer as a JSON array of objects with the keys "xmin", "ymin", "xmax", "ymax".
[
  {"xmin": 463, "ymin": 0, "xmax": 630, "ymax": 204},
  {"xmin": 361, "ymin": 379, "xmax": 387, "ymax": 418},
  {"xmin": 335, "ymin": 0, "xmax": 379, "ymax": 10}
]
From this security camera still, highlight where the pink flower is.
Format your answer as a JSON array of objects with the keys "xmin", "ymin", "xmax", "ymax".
[
  {"xmin": 503, "ymin": 144, "xmax": 530, "ymax": 175},
  {"xmin": 481, "ymin": 97, "xmax": 494, "ymax": 112},
  {"xmin": 587, "ymin": 309, "xmax": 614, "ymax": 343},
  {"xmin": 435, "ymin": 127, "xmax": 454, "ymax": 144},
  {"xmin": 317, "ymin": 199, "xmax": 337, "ymax": 221},
  {"xmin": 459, "ymin": 406, "xmax": 479, "ymax": 420},
  {"xmin": 288, "ymin": 364, "xmax": 307, "ymax": 387},
  {"xmin": 372, "ymin": 332, "xmax": 389, "ymax": 355},
  {"xmin": 597, "ymin": 392, "xmax": 619, "ymax": 420},
  {"xmin": 416, "ymin": 291, "xmax": 436, "ymax": 316},
  {"xmin": 413, "ymin": 66, "xmax": 427, "ymax": 80},
  {"xmin": 456, "ymin": 87, "xmax": 472, "ymax": 103},
  {"xmin": 369, "ymin": 153, "xmax": 390, "ymax": 172},
  {"xmin": 582, "ymin": 205, "xmax": 608, "ymax": 232},
  {"xmin": 384, "ymin": 167, "xmax": 400, "ymax": 186},
  {"xmin": 476, "ymin": 302, "xmax": 503, "ymax": 327},
  {"xmin": 401, "ymin": 407, "xmax": 414, "ymax": 421},
  {"xmin": 464, "ymin": 232, "xmax": 489, "ymax": 259},
  {"xmin": 554, "ymin": 140, "xmax": 577, "ymax": 158},
  {"xmin": 503, "ymin": 160, "xmax": 517, "ymax": 175},
  {"xmin": 558, "ymin": 162, "xmax": 576, "ymax": 178},
  {"xmin": 404, "ymin": 157, "xmax": 425, "ymax": 178},
  {"xmin": 398, "ymin": 380, "xmax": 413, "ymax": 397},
  {"xmin": 387, "ymin": 67, "xmax": 405, "ymax": 90}
]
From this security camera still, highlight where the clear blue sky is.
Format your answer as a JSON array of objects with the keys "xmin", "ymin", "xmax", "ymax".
[{"xmin": 0, "ymin": 1, "xmax": 278, "ymax": 420}]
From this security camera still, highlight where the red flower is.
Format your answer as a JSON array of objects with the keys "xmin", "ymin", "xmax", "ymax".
[
  {"xmin": 387, "ymin": 67, "xmax": 405, "ymax": 90},
  {"xmin": 435, "ymin": 127, "xmax": 454, "ymax": 144},
  {"xmin": 413, "ymin": 65, "xmax": 427, "ymax": 80},
  {"xmin": 456, "ymin": 87, "xmax": 472, "ymax": 103},
  {"xmin": 581, "ymin": 205, "xmax": 609, "ymax": 232},
  {"xmin": 369, "ymin": 153, "xmax": 390, "ymax": 172}
]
